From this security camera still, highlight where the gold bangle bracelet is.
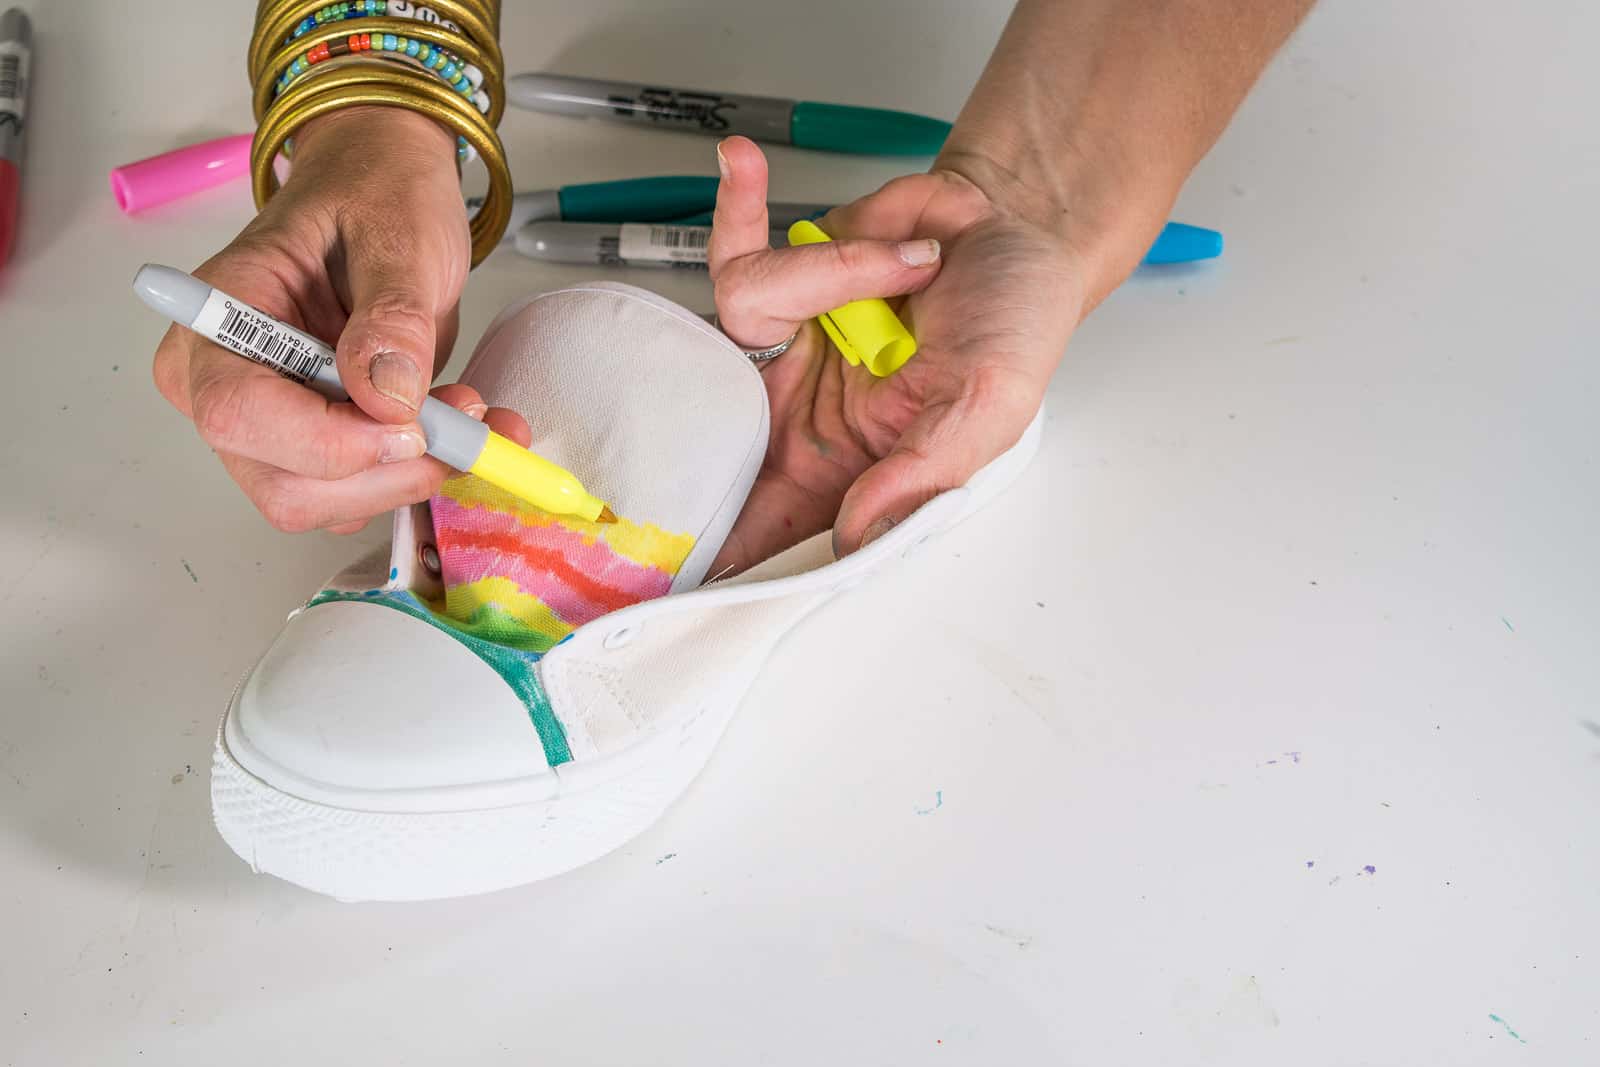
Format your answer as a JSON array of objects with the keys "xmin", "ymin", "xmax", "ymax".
[{"xmin": 253, "ymin": 69, "xmax": 512, "ymax": 265}]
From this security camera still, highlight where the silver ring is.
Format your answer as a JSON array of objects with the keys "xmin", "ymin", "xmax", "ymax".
[
  {"xmin": 739, "ymin": 330, "xmax": 800, "ymax": 363},
  {"xmin": 713, "ymin": 316, "xmax": 800, "ymax": 363}
]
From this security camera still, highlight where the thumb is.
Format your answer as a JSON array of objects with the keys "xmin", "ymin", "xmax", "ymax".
[
  {"xmin": 336, "ymin": 239, "xmax": 448, "ymax": 424},
  {"xmin": 833, "ymin": 383, "xmax": 1037, "ymax": 557}
]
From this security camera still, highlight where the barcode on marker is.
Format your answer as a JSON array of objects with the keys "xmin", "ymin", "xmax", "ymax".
[
  {"xmin": 652, "ymin": 226, "xmax": 710, "ymax": 251},
  {"xmin": 617, "ymin": 222, "xmax": 712, "ymax": 265},
  {"xmin": 0, "ymin": 55, "xmax": 19, "ymax": 101},
  {"xmin": 0, "ymin": 50, "xmax": 23, "ymax": 117},
  {"xmin": 218, "ymin": 305, "xmax": 323, "ymax": 380}
]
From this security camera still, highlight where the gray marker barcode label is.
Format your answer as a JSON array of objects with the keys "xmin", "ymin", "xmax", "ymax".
[
  {"xmin": 192, "ymin": 290, "xmax": 335, "ymax": 386},
  {"xmin": 618, "ymin": 223, "xmax": 712, "ymax": 264},
  {"xmin": 0, "ymin": 43, "xmax": 27, "ymax": 120}
]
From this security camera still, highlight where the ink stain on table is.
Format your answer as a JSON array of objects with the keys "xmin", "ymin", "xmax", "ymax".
[
  {"xmin": 916, "ymin": 790, "xmax": 944, "ymax": 815},
  {"xmin": 1359, "ymin": 864, "xmax": 1377, "ymax": 875},
  {"xmin": 1305, "ymin": 860, "xmax": 1315, "ymax": 869},
  {"xmin": 983, "ymin": 923, "xmax": 1033, "ymax": 949},
  {"xmin": 1488, "ymin": 1013, "xmax": 1527, "ymax": 1043},
  {"xmin": 181, "ymin": 560, "xmax": 199, "ymax": 584},
  {"xmin": 1501, "ymin": 616, "xmax": 1515, "ymax": 632},
  {"xmin": 655, "ymin": 853, "xmax": 677, "ymax": 866},
  {"xmin": 1578, "ymin": 719, "xmax": 1600, "ymax": 739}
]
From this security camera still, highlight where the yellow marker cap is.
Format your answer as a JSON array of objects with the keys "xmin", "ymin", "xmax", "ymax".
[
  {"xmin": 787, "ymin": 219, "xmax": 919, "ymax": 377},
  {"xmin": 469, "ymin": 430, "xmax": 612, "ymax": 523}
]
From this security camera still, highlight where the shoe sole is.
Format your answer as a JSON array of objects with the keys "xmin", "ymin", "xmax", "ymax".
[{"xmin": 210, "ymin": 672, "xmax": 743, "ymax": 902}]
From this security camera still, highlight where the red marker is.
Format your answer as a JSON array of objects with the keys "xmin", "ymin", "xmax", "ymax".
[{"xmin": 0, "ymin": 8, "xmax": 31, "ymax": 269}]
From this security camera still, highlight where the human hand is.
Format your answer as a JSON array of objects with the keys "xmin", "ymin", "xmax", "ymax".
[
  {"xmin": 706, "ymin": 136, "xmax": 1086, "ymax": 575},
  {"xmin": 150, "ymin": 106, "xmax": 530, "ymax": 535}
]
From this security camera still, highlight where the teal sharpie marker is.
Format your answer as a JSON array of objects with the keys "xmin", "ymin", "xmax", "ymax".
[
  {"xmin": 507, "ymin": 73, "xmax": 951, "ymax": 156},
  {"xmin": 471, "ymin": 176, "xmax": 830, "ymax": 243}
]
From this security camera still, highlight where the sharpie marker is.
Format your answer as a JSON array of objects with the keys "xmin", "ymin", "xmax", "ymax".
[
  {"xmin": 470, "ymin": 176, "xmax": 831, "ymax": 242},
  {"xmin": 0, "ymin": 8, "xmax": 31, "ymax": 268},
  {"xmin": 664, "ymin": 210, "xmax": 1221, "ymax": 264},
  {"xmin": 508, "ymin": 73, "xmax": 951, "ymax": 156},
  {"xmin": 132, "ymin": 265, "xmax": 616, "ymax": 523},
  {"xmin": 517, "ymin": 218, "xmax": 1223, "ymax": 269},
  {"xmin": 515, "ymin": 221, "xmax": 786, "ymax": 269}
]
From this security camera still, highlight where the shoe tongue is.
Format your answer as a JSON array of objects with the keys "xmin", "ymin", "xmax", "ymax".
[{"xmin": 453, "ymin": 282, "xmax": 769, "ymax": 594}]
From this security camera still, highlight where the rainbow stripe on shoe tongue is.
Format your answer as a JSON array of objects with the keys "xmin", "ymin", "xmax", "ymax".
[{"xmin": 427, "ymin": 474, "xmax": 695, "ymax": 653}]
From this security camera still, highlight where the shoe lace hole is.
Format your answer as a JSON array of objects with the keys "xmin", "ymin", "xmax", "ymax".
[{"xmin": 419, "ymin": 543, "xmax": 441, "ymax": 575}]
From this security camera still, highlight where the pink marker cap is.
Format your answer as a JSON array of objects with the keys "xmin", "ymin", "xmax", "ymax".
[{"xmin": 109, "ymin": 134, "xmax": 255, "ymax": 214}]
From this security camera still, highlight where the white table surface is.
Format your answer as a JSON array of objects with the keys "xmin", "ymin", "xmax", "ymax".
[{"xmin": 2, "ymin": 1, "xmax": 1596, "ymax": 1063}]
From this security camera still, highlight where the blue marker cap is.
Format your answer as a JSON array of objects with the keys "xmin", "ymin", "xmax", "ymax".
[{"xmin": 1144, "ymin": 222, "xmax": 1224, "ymax": 265}]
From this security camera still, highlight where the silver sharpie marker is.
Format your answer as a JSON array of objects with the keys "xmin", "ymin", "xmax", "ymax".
[
  {"xmin": 507, "ymin": 73, "xmax": 951, "ymax": 155},
  {"xmin": 514, "ymin": 221, "xmax": 787, "ymax": 269},
  {"xmin": 132, "ymin": 265, "xmax": 489, "ymax": 472}
]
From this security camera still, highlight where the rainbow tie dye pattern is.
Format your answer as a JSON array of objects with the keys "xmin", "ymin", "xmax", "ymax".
[{"xmin": 427, "ymin": 474, "xmax": 696, "ymax": 655}]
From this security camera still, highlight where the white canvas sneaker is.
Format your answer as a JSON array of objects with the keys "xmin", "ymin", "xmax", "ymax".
[{"xmin": 210, "ymin": 282, "xmax": 1043, "ymax": 901}]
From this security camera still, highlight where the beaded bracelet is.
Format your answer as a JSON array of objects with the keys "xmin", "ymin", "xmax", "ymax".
[
  {"xmin": 275, "ymin": 30, "xmax": 490, "ymax": 114},
  {"xmin": 253, "ymin": 16, "xmax": 501, "ymax": 126},
  {"xmin": 285, "ymin": 2, "xmax": 485, "ymax": 89},
  {"xmin": 250, "ymin": 0, "xmax": 501, "ymax": 91}
]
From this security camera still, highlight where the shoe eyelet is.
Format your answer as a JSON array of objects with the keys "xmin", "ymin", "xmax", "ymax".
[
  {"xmin": 604, "ymin": 626, "xmax": 639, "ymax": 650},
  {"xmin": 419, "ymin": 542, "xmax": 441, "ymax": 575}
]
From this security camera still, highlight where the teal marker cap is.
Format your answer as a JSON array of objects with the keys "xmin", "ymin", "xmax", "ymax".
[
  {"xmin": 558, "ymin": 175, "xmax": 721, "ymax": 222},
  {"xmin": 789, "ymin": 102, "xmax": 951, "ymax": 156}
]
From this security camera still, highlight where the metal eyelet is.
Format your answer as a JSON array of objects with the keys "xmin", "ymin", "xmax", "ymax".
[{"xmin": 419, "ymin": 542, "xmax": 441, "ymax": 575}]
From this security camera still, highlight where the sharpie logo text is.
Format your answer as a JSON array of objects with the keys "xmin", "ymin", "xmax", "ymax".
[{"xmin": 608, "ymin": 89, "xmax": 735, "ymax": 131}]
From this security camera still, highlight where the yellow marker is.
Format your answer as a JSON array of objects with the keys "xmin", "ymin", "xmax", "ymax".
[
  {"xmin": 470, "ymin": 428, "xmax": 614, "ymax": 521},
  {"xmin": 471, "ymin": 432, "xmax": 616, "ymax": 523},
  {"xmin": 787, "ymin": 219, "xmax": 919, "ymax": 377}
]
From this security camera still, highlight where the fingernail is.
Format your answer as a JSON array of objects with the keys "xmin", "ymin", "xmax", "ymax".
[
  {"xmin": 897, "ymin": 239, "xmax": 941, "ymax": 267},
  {"xmin": 380, "ymin": 428, "xmax": 427, "ymax": 463},
  {"xmin": 715, "ymin": 141, "xmax": 731, "ymax": 179},
  {"xmin": 860, "ymin": 516, "xmax": 898, "ymax": 548},
  {"xmin": 369, "ymin": 352, "xmax": 422, "ymax": 411},
  {"xmin": 461, "ymin": 401, "xmax": 488, "ymax": 419}
]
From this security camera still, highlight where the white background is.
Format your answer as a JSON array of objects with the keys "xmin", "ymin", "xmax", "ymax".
[{"xmin": 2, "ymin": 1, "xmax": 1596, "ymax": 1063}]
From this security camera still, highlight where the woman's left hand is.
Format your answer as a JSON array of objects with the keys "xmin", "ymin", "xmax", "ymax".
[{"xmin": 706, "ymin": 136, "xmax": 1086, "ymax": 575}]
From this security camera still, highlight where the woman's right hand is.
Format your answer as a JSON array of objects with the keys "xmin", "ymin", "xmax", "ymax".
[{"xmin": 150, "ymin": 106, "xmax": 529, "ymax": 535}]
